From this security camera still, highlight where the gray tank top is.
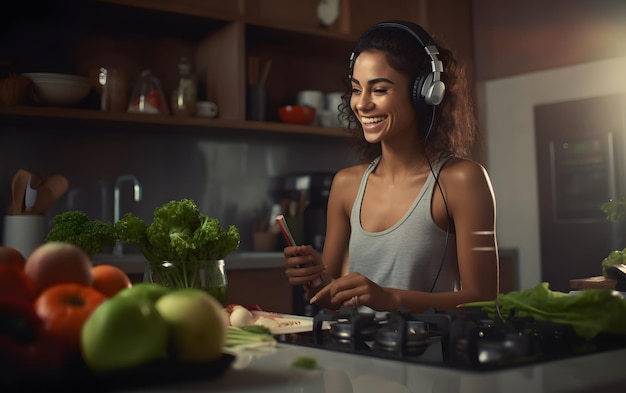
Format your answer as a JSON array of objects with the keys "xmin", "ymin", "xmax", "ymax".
[{"xmin": 348, "ymin": 156, "xmax": 459, "ymax": 292}]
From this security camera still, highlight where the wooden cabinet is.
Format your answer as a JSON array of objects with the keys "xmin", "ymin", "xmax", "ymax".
[
  {"xmin": 226, "ymin": 268, "xmax": 293, "ymax": 314},
  {"xmin": 0, "ymin": 0, "xmax": 474, "ymax": 137}
]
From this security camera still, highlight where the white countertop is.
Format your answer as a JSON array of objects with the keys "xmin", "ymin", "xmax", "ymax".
[{"xmin": 117, "ymin": 343, "xmax": 626, "ymax": 393}]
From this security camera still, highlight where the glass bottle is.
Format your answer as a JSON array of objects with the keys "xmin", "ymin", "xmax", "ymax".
[
  {"xmin": 128, "ymin": 69, "xmax": 169, "ymax": 115},
  {"xmin": 171, "ymin": 57, "xmax": 197, "ymax": 117}
]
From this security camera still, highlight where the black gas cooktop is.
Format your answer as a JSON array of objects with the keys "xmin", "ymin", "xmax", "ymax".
[{"xmin": 276, "ymin": 306, "xmax": 626, "ymax": 372}]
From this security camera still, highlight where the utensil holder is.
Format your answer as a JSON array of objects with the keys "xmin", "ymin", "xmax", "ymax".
[
  {"xmin": 2, "ymin": 215, "xmax": 45, "ymax": 258},
  {"xmin": 246, "ymin": 84, "xmax": 267, "ymax": 121}
]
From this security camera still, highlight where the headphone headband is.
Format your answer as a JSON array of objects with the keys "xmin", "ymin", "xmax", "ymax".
[{"xmin": 349, "ymin": 21, "xmax": 445, "ymax": 107}]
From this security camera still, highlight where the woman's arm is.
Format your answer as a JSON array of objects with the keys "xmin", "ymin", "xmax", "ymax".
[{"xmin": 283, "ymin": 165, "xmax": 363, "ymax": 308}]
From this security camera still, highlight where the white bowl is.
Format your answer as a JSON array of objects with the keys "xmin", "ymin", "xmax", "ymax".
[{"xmin": 23, "ymin": 73, "xmax": 90, "ymax": 106}]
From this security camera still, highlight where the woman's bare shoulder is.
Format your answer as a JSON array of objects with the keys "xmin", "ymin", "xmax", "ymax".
[
  {"xmin": 332, "ymin": 162, "xmax": 372, "ymax": 188},
  {"xmin": 440, "ymin": 157, "xmax": 491, "ymax": 185}
]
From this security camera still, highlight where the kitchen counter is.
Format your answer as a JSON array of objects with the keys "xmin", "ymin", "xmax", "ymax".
[{"xmin": 119, "ymin": 343, "xmax": 626, "ymax": 393}]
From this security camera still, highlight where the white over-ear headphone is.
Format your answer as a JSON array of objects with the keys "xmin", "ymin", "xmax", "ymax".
[{"xmin": 349, "ymin": 21, "xmax": 445, "ymax": 109}]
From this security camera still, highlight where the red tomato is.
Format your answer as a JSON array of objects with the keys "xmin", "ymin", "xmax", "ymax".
[
  {"xmin": 34, "ymin": 283, "xmax": 106, "ymax": 353},
  {"xmin": 0, "ymin": 263, "xmax": 36, "ymax": 302}
]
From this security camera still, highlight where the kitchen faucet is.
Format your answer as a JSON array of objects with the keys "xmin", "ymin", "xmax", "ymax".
[
  {"xmin": 113, "ymin": 174, "xmax": 142, "ymax": 256},
  {"xmin": 67, "ymin": 179, "xmax": 109, "ymax": 221}
]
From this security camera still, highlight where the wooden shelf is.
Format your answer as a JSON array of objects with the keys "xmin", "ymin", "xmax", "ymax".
[
  {"xmin": 0, "ymin": 106, "xmax": 347, "ymax": 138},
  {"xmin": 2, "ymin": 0, "xmax": 460, "ymax": 142}
]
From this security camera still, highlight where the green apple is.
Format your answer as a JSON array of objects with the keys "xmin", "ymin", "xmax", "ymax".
[
  {"xmin": 155, "ymin": 289, "xmax": 227, "ymax": 363},
  {"xmin": 115, "ymin": 282, "xmax": 170, "ymax": 303},
  {"xmin": 81, "ymin": 296, "xmax": 170, "ymax": 372}
]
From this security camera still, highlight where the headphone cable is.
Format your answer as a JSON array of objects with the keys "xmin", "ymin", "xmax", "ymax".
[{"xmin": 423, "ymin": 106, "xmax": 452, "ymax": 293}]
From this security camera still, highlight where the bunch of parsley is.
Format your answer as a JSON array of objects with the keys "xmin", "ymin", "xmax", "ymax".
[
  {"xmin": 46, "ymin": 210, "xmax": 116, "ymax": 258},
  {"xmin": 114, "ymin": 198, "xmax": 240, "ymax": 263}
]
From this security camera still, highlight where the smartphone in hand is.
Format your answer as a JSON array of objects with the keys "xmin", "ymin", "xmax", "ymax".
[{"xmin": 276, "ymin": 214, "xmax": 322, "ymax": 288}]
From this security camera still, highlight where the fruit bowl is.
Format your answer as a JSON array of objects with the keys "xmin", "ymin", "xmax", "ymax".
[
  {"xmin": 23, "ymin": 73, "xmax": 90, "ymax": 106},
  {"xmin": 278, "ymin": 105, "xmax": 316, "ymax": 125}
]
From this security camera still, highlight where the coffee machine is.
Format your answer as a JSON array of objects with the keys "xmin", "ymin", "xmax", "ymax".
[
  {"xmin": 279, "ymin": 172, "xmax": 334, "ymax": 315},
  {"xmin": 279, "ymin": 172, "xmax": 334, "ymax": 249}
]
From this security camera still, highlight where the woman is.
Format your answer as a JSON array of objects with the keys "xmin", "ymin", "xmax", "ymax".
[{"xmin": 283, "ymin": 21, "xmax": 499, "ymax": 313}]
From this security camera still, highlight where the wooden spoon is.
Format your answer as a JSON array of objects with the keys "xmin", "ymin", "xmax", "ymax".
[
  {"xmin": 33, "ymin": 174, "xmax": 69, "ymax": 215},
  {"xmin": 10, "ymin": 169, "xmax": 30, "ymax": 215}
]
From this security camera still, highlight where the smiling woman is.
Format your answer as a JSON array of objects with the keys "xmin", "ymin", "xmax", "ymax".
[{"xmin": 282, "ymin": 21, "xmax": 499, "ymax": 314}]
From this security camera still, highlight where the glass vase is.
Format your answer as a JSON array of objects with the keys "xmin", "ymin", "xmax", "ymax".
[{"xmin": 144, "ymin": 259, "xmax": 228, "ymax": 305}]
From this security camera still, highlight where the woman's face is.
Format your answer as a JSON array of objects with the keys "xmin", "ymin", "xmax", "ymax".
[{"xmin": 350, "ymin": 50, "xmax": 418, "ymax": 144}]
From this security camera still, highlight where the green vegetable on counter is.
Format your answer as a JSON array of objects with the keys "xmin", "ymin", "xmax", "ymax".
[
  {"xmin": 46, "ymin": 210, "xmax": 117, "ymax": 257},
  {"xmin": 226, "ymin": 325, "xmax": 276, "ymax": 348},
  {"xmin": 465, "ymin": 282, "xmax": 626, "ymax": 340},
  {"xmin": 291, "ymin": 356, "xmax": 318, "ymax": 369},
  {"xmin": 601, "ymin": 248, "xmax": 626, "ymax": 277}
]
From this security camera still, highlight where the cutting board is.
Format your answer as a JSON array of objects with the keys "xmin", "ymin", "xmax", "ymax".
[{"xmin": 569, "ymin": 276, "xmax": 616, "ymax": 290}]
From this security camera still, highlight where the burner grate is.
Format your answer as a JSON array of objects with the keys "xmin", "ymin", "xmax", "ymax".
[{"xmin": 279, "ymin": 306, "xmax": 626, "ymax": 371}]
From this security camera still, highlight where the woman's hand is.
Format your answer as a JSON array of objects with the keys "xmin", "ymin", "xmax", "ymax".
[
  {"xmin": 309, "ymin": 272, "xmax": 399, "ymax": 311},
  {"xmin": 282, "ymin": 245, "xmax": 325, "ymax": 287}
]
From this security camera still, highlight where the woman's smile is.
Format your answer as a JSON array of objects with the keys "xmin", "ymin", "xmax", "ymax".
[{"xmin": 361, "ymin": 116, "xmax": 387, "ymax": 125}]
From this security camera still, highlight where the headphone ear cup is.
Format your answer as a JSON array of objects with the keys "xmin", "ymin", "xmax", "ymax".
[
  {"xmin": 420, "ymin": 73, "xmax": 435, "ymax": 105},
  {"xmin": 418, "ymin": 72, "xmax": 446, "ymax": 107},
  {"xmin": 425, "ymin": 79, "xmax": 445, "ymax": 106}
]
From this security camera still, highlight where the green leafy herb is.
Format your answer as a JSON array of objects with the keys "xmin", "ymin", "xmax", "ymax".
[
  {"xmin": 226, "ymin": 325, "xmax": 276, "ymax": 348},
  {"xmin": 46, "ymin": 210, "xmax": 116, "ymax": 257},
  {"xmin": 114, "ymin": 199, "xmax": 240, "ymax": 293},
  {"xmin": 292, "ymin": 356, "xmax": 318, "ymax": 369},
  {"xmin": 114, "ymin": 198, "xmax": 240, "ymax": 263},
  {"xmin": 464, "ymin": 282, "xmax": 626, "ymax": 340}
]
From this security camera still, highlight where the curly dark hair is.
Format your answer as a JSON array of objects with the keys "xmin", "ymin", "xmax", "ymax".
[{"xmin": 338, "ymin": 21, "xmax": 478, "ymax": 163}]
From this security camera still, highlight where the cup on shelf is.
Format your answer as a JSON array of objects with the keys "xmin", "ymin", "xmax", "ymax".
[
  {"xmin": 320, "ymin": 92, "xmax": 344, "ymax": 128},
  {"xmin": 196, "ymin": 101, "xmax": 219, "ymax": 118},
  {"xmin": 296, "ymin": 90, "xmax": 324, "ymax": 110},
  {"xmin": 296, "ymin": 90, "xmax": 324, "ymax": 125},
  {"xmin": 325, "ymin": 92, "xmax": 343, "ymax": 113}
]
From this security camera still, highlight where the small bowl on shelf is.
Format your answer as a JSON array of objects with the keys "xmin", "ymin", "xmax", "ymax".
[
  {"xmin": 278, "ymin": 105, "xmax": 316, "ymax": 125},
  {"xmin": 23, "ymin": 72, "xmax": 90, "ymax": 106}
]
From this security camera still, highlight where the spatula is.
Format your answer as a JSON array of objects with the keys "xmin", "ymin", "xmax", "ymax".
[
  {"xmin": 24, "ymin": 174, "xmax": 38, "ymax": 212},
  {"xmin": 33, "ymin": 174, "xmax": 69, "ymax": 215},
  {"xmin": 10, "ymin": 169, "xmax": 30, "ymax": 215}
]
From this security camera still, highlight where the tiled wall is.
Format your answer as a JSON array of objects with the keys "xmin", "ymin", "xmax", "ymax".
[{"xmin": 1, "ymin": 124, "xmax": 357, "ymax": 251}]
